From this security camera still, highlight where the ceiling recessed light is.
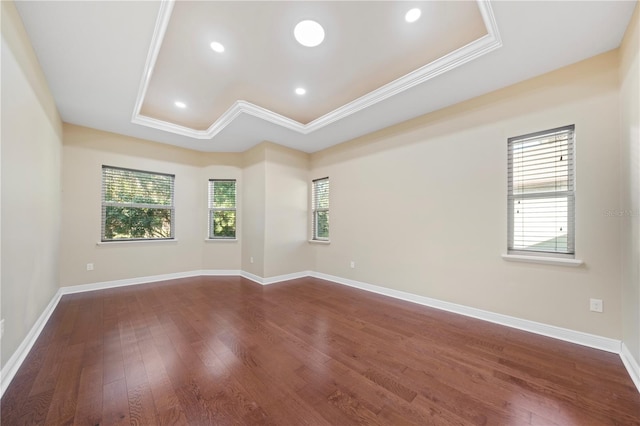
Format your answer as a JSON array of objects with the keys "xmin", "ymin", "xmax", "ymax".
[
  {"xmin": 174, "ymin": 101, "xmax": 186, "ymax": 108},
  {"xmin": 295, "ymin": 87, "xmax": 306, "ymax": 95},
  {"xmin": 405, "ymin": 8, "xmax": 421, "ymax": 23},
  {"xmin": 210, "ymin": 41, "xmax": 225, "ymax": 53},
  {"xmin": 294, "ymin": 20, "xmax": 325, "ymax": 47}
]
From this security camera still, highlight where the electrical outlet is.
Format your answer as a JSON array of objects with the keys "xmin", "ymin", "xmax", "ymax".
[
  {"xmin": 590, "ymin": 298, "xmax": 603, "ymax": 313},
  {"xmin": 1, "ymin": 319, "xmax": 5, "ymax": 340},
  {"xmin": 86, "ymin": 263, "xmax": 94, "ymax": 271},
  {"xmin": 350, "ymin": 261, "xmax": 355, "ymax": 269},
  {"xmin": 250, "ymin": 257, "xmax": 254, "ymax": 264}
]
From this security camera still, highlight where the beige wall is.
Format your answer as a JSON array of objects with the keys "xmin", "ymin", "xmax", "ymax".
[
  {"xmin": 241, "ymin": 143, "xmax": 267, "ymax": 276},
  {"xmin": 310, "ymin": 51, "xmax": 623, "ymax": 339},
  {"xmin": 264, "ymin": 143, "xmax": 311, "ymax": 277},
  {"xmin": 620, "ymin": 4, "xmax": 640, "ymax": 366},
  {"xmin": 60, "ymin": 132, "xmax": 310, "ymax": 286},
  {"xmin": 239, "ymin": 142, "xmax": 311, "ymax": 278},
  {"xmin": 1, "ymin": 1, "xmax": 63, "ymax": 367},
  {"xmin": 60, "ymin": 124, "xmax": 243, "ymax": 286}
]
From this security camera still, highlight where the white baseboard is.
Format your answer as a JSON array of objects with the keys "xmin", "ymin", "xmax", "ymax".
[
  {"xmin": 621, "ymin": 342, "xmax": 640, "ymax": 393},
  {"xmin": 1, "ymin": 288, "xmax": 63, "ymax": 398},
  {"xmin": 61, "ymin": 270, "xmax": 246, "ymax": 295},
  {"xmin": 201, "ymin": 269, "xmax": 242, "ymax": 276},
  {"xmin": 310, "ymin": 271, "xmax": 622, "ymax": 354},
  {"xmin": 2, "ymin": 269, "xmax": 636, "ymax": 399},
  {"xmin": 240, "ymin": 270, "xmax": 264, "ymax": 284},
  {"xmin": 60, "ymin": 270, "xmax": 205, "ymax": 295},
  {"xmin": 262, "ymin": 270, "xmax": 311, "ymax": 285},
  {"xmin": 240, "ymin": 270, "xmax": 311, "ymax": 285}
]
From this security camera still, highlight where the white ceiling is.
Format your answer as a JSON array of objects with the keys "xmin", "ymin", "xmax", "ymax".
[{"xmin": 14, "ymin": 1, "xmax": 637, "ymax": 153}]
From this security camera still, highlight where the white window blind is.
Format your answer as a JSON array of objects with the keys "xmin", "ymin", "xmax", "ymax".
[
  {"xmin": 208, "ymin": 179, "xmax": 236, "ymax": 239},
  {"xmin": 312, "ymin": 177, "xmax": 329, "ymax": 240},
  {"xmin": 508, "ymin": 125, "xmax": 575, "ymax": 256},
  {"xmin": 101, "ymin": 166, "xmax": 175, "ymax": 241}
]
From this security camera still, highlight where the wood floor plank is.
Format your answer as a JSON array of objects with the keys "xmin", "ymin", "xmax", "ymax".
[
  {"xmin": 28, "ymin": 340, "xmax": 68, "ymax": 397},
  {"xmin": 12, "ymin": 389, "xmax": 54, "ymax": 425},
  {"xmin": 73, "ymin": 363, "xmax": 103, "ymax": 426},
  {"xmin": 2, "ymin": 276, "xmax": 639, "ymax": 425},
  {"xmin": 44, "ymin": 348, "xmax": 84, "ymax": 425},
  {"xmin": 102, "ymin": 378, "xmax": 130, "ymax": 425}
]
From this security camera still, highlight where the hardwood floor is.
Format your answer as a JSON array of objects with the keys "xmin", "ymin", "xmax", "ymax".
[{"xmin": 2, "ymin": 276, "xmax": 639, "ymax": 425}]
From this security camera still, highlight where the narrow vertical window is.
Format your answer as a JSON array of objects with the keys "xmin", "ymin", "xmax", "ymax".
[
  {"xmin": 208, "ymin": 179, "xmax": 237, "ymax": 239},
  {"xmin": 508, "ymin": 125, "xmax": 575, "ymax": 257},
  {"xmin": 102, "ymin": 166, "xmax": 175, "ymax": 241},
  {"xmin": 312, "ymin": 177, "xmax": 330, "ymax": 240}
]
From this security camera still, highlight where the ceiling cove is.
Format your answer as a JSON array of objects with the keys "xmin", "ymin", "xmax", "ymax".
[{"xmin": 131, "ymin": 0, "xmax": 502, "ymax": 141}]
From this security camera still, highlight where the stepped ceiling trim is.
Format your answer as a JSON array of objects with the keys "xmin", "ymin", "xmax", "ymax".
[{"xmin": 131, "ymin": 0, "xmax": 502, "ymax": 140}]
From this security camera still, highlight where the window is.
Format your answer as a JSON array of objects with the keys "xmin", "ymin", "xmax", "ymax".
[
  {"xmin": 102, "ymin": 166, "xmax": 174, "ymax": 241},
  {"xmin": 208, "ymin": 179, "xmax": 236, "ymax": 239},
  {"xmin": 508, "ymin": 125, "xmax": 575, "ymax": 257},
  {"xmin": 312, "ymin": 177, "xmax": 330, "ymax": 240}
]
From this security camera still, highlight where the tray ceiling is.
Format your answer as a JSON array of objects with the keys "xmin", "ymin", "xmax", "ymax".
[
  {"xmin": 13, "ymin": 1, "xmax": 637, "ymax": 152},
  {"xmin": 137, "ymin": 1, "xmax": 488, "ymax": 130}
]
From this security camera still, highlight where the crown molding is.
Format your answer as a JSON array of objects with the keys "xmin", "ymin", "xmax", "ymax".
[
  {"xmin": 131, "ymin": 0, "xmax": 502, "ymax": 141},
  {"xmin": 131, "ymin": 0, "xmax": 174, "ymax": 125}
]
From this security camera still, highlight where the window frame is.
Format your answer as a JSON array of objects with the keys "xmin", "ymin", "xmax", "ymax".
[
  {"xmin": 507, "ymin": 125, "xmax": 575, "ymax": 258},
  {"xmin": 208, "ymin": 179, "xmax": 237, "ymax": 240},
  {"xmin": 312, "ymin": 177, "xmax": 330, "ymax": 241},
  {"xmin": 101, "ymin": 165, "xmax": 175, "ymax": 242}
]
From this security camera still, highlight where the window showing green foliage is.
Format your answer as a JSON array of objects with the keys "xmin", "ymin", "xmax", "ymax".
[
  {"xmin": 312, "ymin": 177, "xmax": 329, "ymax": 240},
  {"xmin": 209, "ymin": 180, "xmax": 236, "ymax": 238},
  {"xmin": 102, "ymin": 166, "xmax": 174, "ymax": 241}
]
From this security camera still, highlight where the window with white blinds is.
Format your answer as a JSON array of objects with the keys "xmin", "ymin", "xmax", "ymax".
[
  {"xmin": 312, "ymin": 177, "xmax": 329, "ymax": 240},
  {"xmin": 101, "ymin": 166, "xmax": 175, "ymax": 241},
  {"xmin": 208, "ymin": 179, "xmax": 236, "ymax": 239},
  {"xmin": 508, "ymin": 125, "xmax": 575, "ymax": 256}
]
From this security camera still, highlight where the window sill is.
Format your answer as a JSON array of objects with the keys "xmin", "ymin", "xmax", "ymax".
[
  {"xmin": 308, "ymin": 240, "xmax": 330, "ymax": 245},
  {"xmin": 97, "ymin": 239, "xmax": 178, "ymax": 246},
  {"xmin": 501, "ymin": 254, "xmax": 584, "ymax": 267},
  {"xmin": 204, "ymin": 238, "xmax": 238, "ymax": 243}
]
